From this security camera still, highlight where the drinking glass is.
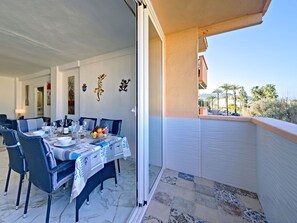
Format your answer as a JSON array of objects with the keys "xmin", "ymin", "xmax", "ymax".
[
  {"xmin": 83, "ymin": 120, "xmax": 88, "ymax": 131},
  {"xmin": 51, "ymin": 122, "xmax": 57, "ymax": 134}
]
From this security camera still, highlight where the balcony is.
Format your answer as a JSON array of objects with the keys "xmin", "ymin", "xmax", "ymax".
[
  {"xmin": 164, "ymin": 116, "xmax": 297, "ymax": 223},
  {"xmin": 198, "ymin": 55, "xmax": 208, "ymax": 89}
]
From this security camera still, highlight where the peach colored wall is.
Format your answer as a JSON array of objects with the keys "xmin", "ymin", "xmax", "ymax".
[{"xmin": 165, "ymin": 28, "xmax": 198, "ymax": 118}]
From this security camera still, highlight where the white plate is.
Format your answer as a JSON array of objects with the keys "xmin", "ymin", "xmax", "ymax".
[
  {"xmin": 54, "ymin": 141, "xmax": 76, "ymax": 148},
  {"xmin": 33, "ymin": 130, "xmax": 45, "ymax": 136}
]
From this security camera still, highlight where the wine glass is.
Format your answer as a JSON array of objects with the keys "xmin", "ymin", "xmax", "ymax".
[
  {"xmin": 59, "ymin": 120, "xmax": 64, "ymax": 127},
  {"xmin": 83, "ymin": 120, "xmax": 88, "ymax": 132},
  {"xmin": 51, "ymin": 121, "xmax": 57, "ymax": 134}
]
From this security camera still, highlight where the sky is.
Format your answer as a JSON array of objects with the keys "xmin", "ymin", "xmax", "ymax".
[{"xmin": 201, "ymin": 0, "xmax": 297, "ymax": 99}]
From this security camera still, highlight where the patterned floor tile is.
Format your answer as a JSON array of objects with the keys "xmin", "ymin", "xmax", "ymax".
[
  {"xmin": 171, "ymin": 196, "xmax": 196, "ymax": 216},
  {"xmin": 194, "ymin": 203, "xmax": 219, "ymax": 223},
  {"xmin": 215, "ymin": 182, "xmax": 258, "ymax": 199},
  {"xmin": 238, "ymin": 195, "xmax": 263, "ymax": 212},
  {"xmin": 176, "ymin": 178, "xmax": 195, "ymax": 191},
  {"xmin": 243, "ymin": 208, "xmax": 267, "ymax": 223},
  {"xmin": 169, "ymin": 208, "xmax": 195, "ymax": 223},
  {"xmin": 145, "ymin": 200, "xmax": 171, "ymax": 222},
  {"xmin": 194, "ymin": 177, "xmax": 215, "ymax": 188},
  {"xmin": 142, "ymin": 215, "xmax": 163, "ymax": 223},
  {"xmin": 195, "ymin": 183, "xmax": 215, "ymax": 197},
  {"xmin": 215, "ymin": 190, "xmax": 243, "ymax": 216},
  {"xmin": 153, "ymin": 191, "xmax": 173, "ymax": 206},
  {"xmin": 161, "ymin": 175, "xmax": 177, "ymax": 185},
  {"xmin": 195, "ymin": 192, "xmax": 217, "ymax": 210},
  {"xmin": 143, "ymin": 169, "xmax": 267, "ymax": 223},
  {"xmin": 178, "ymin": 172, "xmax": 194, "ymax": 182}
]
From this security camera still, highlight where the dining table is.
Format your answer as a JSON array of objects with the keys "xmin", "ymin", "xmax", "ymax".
[{"xmin": 31, "ymin": 130, "xmax": 131, "ymax": 221}]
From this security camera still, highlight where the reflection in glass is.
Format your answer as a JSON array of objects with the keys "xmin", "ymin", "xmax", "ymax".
[{"xmin": 149, "ymin": 18, "xmax": 163, "ymax": 191}]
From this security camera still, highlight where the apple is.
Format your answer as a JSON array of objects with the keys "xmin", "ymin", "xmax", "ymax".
[
  {"xmin": 102, "ymin": 128, "xmax": 108, "ymax": 134},
  {"xmin": 97, "ymin": 132, "xmax": 103, "ymax": 138},
  {"xmin": 97, "ymin": 128, "xmax": 102, "ymax": 133}
]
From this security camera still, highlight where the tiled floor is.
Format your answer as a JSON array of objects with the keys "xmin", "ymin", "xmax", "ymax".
[
  {"xmin": 143, "ymin": 169, "xmax": 267, "ymax": 223},
  {"xmin": 0, "ymin": 136, "xmax": 137, "ymax": 223}
]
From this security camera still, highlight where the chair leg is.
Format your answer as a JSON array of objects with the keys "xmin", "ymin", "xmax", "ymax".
[
  {"xmin": 23, "ymin": 181, "xmax": 31, "ymax": 218},
  {"xmin": 46, "ymin": 194, "xmax": 52, "ymax": 223},
  {"xmin": 4, "ymin": 167, "xmax": 11, "ymax": 195},
  {"xmin": 114, "ymin": 161, "xmax": 118, "ymax": 186},
  {"xmin": 76, "ymin": 205, "xmax": 79, "ymax": 222},
  {"xmin": 117, "ymin": 159, "xmax": 121, "ymax": 174},
  {"xmin": 16, "ymin": 174, "xmax": 24, "ymax": 210}
]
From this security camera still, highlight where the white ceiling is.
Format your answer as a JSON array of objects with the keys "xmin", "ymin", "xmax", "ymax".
[{"xmin": 0, "ymin": 0, "xmax": 136, "ymax": 77}]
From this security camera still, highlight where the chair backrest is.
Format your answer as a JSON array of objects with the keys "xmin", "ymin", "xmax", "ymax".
[
  {"xmin": 55, "ymin": 119, "xmax": 73, "ymax": 127},
  {"xmin": 0, "ymin": 128, "xmax": 27, "ymax": 174},
  {"xmin": 99, "ymin": 118, "xmax": 122, "ymax": 135},
  {"xmin": 78, "ymin": 117, "xmax": 97, "ymax": 130},
  {"xmin": 0, "ymin": 114, "xmax": 8, "ymax": 124},
  {"xmin": 17, "ymin": 118, "xmax": 44, "ymax": 132},
  {"xmin": 18, "ymin": 131, "xmax": 57, "ymax": 193}
]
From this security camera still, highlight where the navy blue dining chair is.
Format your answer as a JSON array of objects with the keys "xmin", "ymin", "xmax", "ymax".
[
  {"xmin": 17, "ymin": 118, "xmax": 44, "ymax": 132},
  {"xmin": 17, "ymin": 131, "xmax": 75, "ymax": 223},
  {"xmin": 0, "ymin": 127, "xmax": 28, "ymax": 210},
  {"xmin": 99, "ymin": 118, "xmax": 122, "ymax": 173},
  {"xmin": 78, "ymin": 117, "xmax": 97, "ymax": 130}
]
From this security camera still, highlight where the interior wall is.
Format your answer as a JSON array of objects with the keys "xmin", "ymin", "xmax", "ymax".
[
  {"xmin": 79, "ymin": 48, "xmax": 136, "ymax": 158},
  {"xmin": 21, "ymin": 75, "xmax": 51, "ymax": 118},
  {"xmin": 0, "ymin": 76, "xmax": 15, "ymax": 118}
]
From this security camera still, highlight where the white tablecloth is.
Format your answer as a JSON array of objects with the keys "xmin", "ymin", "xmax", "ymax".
[{"xmin": 44, "ymin": 135, "xmax": 131, "ymax": 201}]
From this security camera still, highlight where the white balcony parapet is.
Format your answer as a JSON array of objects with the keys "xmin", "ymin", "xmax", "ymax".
[{"xmin": 165, "ymin": 116, "xmax": 297, "ymax": 223}]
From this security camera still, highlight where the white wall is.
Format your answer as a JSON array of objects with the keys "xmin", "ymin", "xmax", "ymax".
[
  {"xmin": 21, "ymin": 75, "xmax": 51, "ymax": 118},
  {"xmin": 164, "ymin": 118, "xmax": 257, "ymax": 192},
  {"xmin": 201, "ymin": 119, "xmax": 257, "ymax": 192},
  {"xmin": 257, "ymin": 126, "xmax": 297, "ymax": 223},
  {"xmin": 0, "ymin": 76, "xmax": 15, "ymax": 118},
  {"xmin": 164, "ymin": 117, "xmax": 200, "ymax": 175},
  {"xmin": 79, "ymin": 48, "xmax": 136, "ymax": 158}
]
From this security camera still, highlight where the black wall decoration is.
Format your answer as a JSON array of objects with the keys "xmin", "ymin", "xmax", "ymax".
[{"xmin": 119, "ymin": 79, "xmax": 131, "ymax": 92}]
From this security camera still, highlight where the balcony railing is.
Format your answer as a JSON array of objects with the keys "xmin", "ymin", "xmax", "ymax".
[
  {"xmin": 164, "ymin": 116, "xmax": 297, "ymax": 223},
  {"xmin": 198, "ymin": 55, "xmax": 208, "ymax": 89}
]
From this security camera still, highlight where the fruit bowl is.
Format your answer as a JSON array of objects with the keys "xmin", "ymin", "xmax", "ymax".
[{"xmin": 90, "ymin": 126, "xmax": 108, "ymax": 139}]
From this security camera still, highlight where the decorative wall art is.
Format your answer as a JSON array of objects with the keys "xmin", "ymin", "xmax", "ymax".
[
  {"xmin": 68, "ymin": 76, "xmax": 75, "ymax": 114},
  {"xmin": 25, "ymin": 85, "xmax": 29, "ymax": 106},
  {"xmin": 46, "ymin": 82, "xmax": 51, "ymax": 105},
  {"xmin": 94, "ymin": 73, "xmax": 107, "ymax": 101},
  {"xmin": 82, "ymin": 83, "xmax": 87, "ymax": 92},
  {"xmin": 119, "ymin": 79, "xmax": 131, "ymax": 92}
]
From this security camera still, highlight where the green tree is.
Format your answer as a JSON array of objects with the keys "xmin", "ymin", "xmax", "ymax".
[
  {"xmin": 262, "ymin": 84, "xmax": 278, "ymax": 99},
  {"xmin": 238, "ymin": 87, "xmax": 248, "ymax": 109},
  {"xmin": 251, "ymin": 84, "xmax": 278, "ymax": 101},
  {"xmin": 230, "ymin": 85, "xmax": 241, "ymax": 113},
  {"xmin": 206, "ymin": 95, "xmax": 216, "ymax": 110},
  {"xmin": 220, "ymin": 83, "xmax": 232, "ymax": 115},
  {"xmin": 244, "ymin": 99, "xmax": 297, "ymax": 124},
  {"xmin": 251, "ymin": 86, "xmax": 263, "ymax": 101},
  {"xmin": 212, "ymin": 88, "xmax": 223, "ymax": 109}
]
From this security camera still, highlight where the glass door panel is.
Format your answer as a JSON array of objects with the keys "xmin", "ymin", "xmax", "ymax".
[{"xmin": 148, "ymin": 17, "xmax": 163, "ymax": 192}]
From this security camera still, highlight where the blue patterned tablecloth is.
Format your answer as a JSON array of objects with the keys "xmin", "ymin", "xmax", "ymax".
[{"xmin": 44, "ymin": 135, "xmax": 131, "ymax": 201}]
